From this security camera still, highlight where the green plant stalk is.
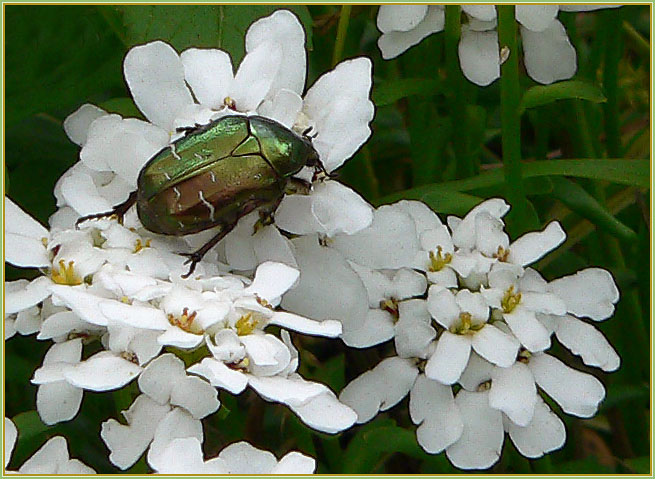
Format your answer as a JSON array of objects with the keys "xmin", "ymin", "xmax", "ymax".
[
  {"xmin": 331, "ymin": 5, "xmax": 351, "ymax": 67},
  {"xmin": 497, "ymin": 6, "xmax": 529, "ymax": 232},
  {"xmin": 445, "ymin": 5, "xmax": 473, "ymax": 178},
  {"xmin": 603, "ymin": 10, "xmax": 623, "ymax": 157},
  {"xmin": 622, "ymin": 20, "xmax": 650, "ymax": 59}
]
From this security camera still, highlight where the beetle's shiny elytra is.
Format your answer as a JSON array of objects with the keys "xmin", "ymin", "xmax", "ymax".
[{"xmin": 77, "ymin": 115, "xmax": 322, "ymax": 277}]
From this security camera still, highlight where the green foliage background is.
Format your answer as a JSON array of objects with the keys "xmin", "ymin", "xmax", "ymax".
[{"xmin": 4, "ymin": 4, "xmax": 651, "ymax": 474}]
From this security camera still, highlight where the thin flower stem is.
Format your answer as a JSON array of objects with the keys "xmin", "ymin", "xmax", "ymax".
[
  {"xmin": 331, "ymin": 5, "xmax": 352, "ymax": 67},
  {"xmin": 497, "ymin": 6, "xmax": 528, "ymax": 232},
  {"xmin": 445, "ymin": 5, "xmax": 473, "ymax": 178}
]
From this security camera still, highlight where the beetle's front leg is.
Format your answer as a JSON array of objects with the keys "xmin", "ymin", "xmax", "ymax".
[
  {"xmin": 75, "ymin": 191, "xmax": 138, "ymax": 228},
  {"xmin": 179, "ymin": 223, "xmax": 235, "ymax": 278}
]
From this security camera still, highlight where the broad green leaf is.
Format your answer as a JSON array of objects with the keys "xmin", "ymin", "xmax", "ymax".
[
  {"xmin": 550, "ymin": 178, "xmax": 638, "ymax": 242},
  {"xmin": 373, "ymin": 78, "xmax": 441, "ymax": 106},
  {"xmin": 5, "ymin": 6, "xmax": 125, "ymax": 126},
  {"xmin": 519, "ymin": 80, "xmax": 607, "ymax": 114},
  {"xmin": 114, "ymin": 5, "xmax": 313, "ymax": 64}
]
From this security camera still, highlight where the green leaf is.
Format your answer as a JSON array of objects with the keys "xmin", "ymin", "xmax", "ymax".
[
  {"xmin": 373, "ymin": 78, "xmax": 441, "ymax": 106},
  {"xmin": 11, "ymin": 411, "xmax": 49, "ymax": 444},
  {"xmin": 384, "ymin": 159, "xmax": 649, "ymax": 206},
  {"xmin": 380, "ymin": 189, "xmax": 483, "ymax": 216},
  {"xmin": 624, "ymin": 456, "xmax": 650, "ymax": 474},
  {"xmin": 519, "ymin": 80, "xmax": 607, "ymax": 114},
  {"xmin": 100, "ymin": 97, "xmax": 143, "ymax": 119},
  {"xmin": 114, "ymin": 5, "xmax": 313, "ymax": 63},
  {"xmin": 5, "ymin": 6, "xmax": 125, "ymax": 126},
  {"xmin": 342, "ymin": 420, "xmax": 428, "ymax": 473},
  {"xmin": 550, "ymin": 177, "xmax": 638, "ymax": 242}
]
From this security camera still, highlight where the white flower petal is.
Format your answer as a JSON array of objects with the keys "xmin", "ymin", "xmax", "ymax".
[
  {"xmin": 49, "ymin": 285, "xmax": 108, "ymax": 326},
  {"xmin": 138, "ymin": 353, "xmax": 184, "ymax": 404},
  {"xmin": 311, "ymin": 181, "xmax": 374, "ymax": 236},
  {"xmin": 274, "ymin": 194, "xmax": 324, "ymax": 235},
  {"xmin": 458, "ymin": 351, "xmax": 494, "ymax": 391},
  {"xmin": 529, "ymin": 353, "xmax": 605, "ymax": 417},
  {"xmin": 63, "ymin": 103, "xmax": 107, "ymax": 146},
  {"xmin": 332, "ymin": 203, "xmax": 418, "ymax": 269},
  {"xmin": 455, "ymin": 290, "xmax": 489, "ymax": 323},
  {"xmin": 451, "ymin": 199, "xmax": 510, "ymax": 249},
  {"xmin": 188, "ymin": 358, "xmax": 248, "ymax": 394},
  {"xmin": 147, "ymin": 408, "xmax": 203, "ymax": 469},
  {"xmin": 507, "ymin": 397, "xmax": 566, "ymax": 458},
  {"xmin": 446, "ymin": 390, "xmax": 503, "ymax": 470},
  {"xmin": 504, "ymin": 307, "xmax": 551, "ymax": 352},
  {"xmin": 339, "ymin": 357, "xmax": 418, "ymax": 423},
  {"xmin": 515, "ymin": 5, "xmax": 559, "ymax": 32},
  {"xmin": 36, "ymin": 382, "xmax": 83, "ymax": 426},
  {"xmin": 231, "ymin": 42, "xmax": 282, "ymax": 112},
  {"xmin": 303, "ymin": 57, "xmax": 374, "ymax": 171},
  {"xmin": 377, "ymin": 5, "xmax": 428, "ymax": 32},
  {"xmin": 427, "ymin": 286, "xmax": 460, "ymax": 329},
  {"xmin": 181, "ymin": 48, "xmax": 233, "ymax": 109},
  {"xmin": 170, "ymin": 376, "xmax": 220, "ymax": 419},
  {"xmin": 509, "ymin": 222, "xmax": 566, "ymax": 266},
  {"xmin": 521, "ymin": 20, "xmax": 576, "ymax": 85},
  {"xmin": 258, "ymin": 89, "xmax": 303, "ymax": 129},
  {"xmin": 489, "ymin": 362, "xmax": 537, "ymax": 426},
  {"xmin": 101, "ymin": 394, "xmax": 170, "ymax": 470},
  {"xmin": 124, "ymin": 41, "xmax": 194, "ymax": 131},
  {"xmin": 100, "ymin": 300, "xmax": 169, "ymax": 330},
  {"xmin": 5, "ymin": 199, "xmax": 50, "ymax": 268},
  {"xmin": 474, "ymin": 211, "xmax": 509, "ymax": 257},
  {"xmin": 63, "ymin": 352, "xmax": 142, "ymax": 391},
  {"xmin": 395, "ymin": 300, "xmax": 436, "ymax": 359},
  {"xmin": 252, "ymin": 224, "xmax": 298, "ymax": 268},
  {"xmin": 245, "ymin": 9, "xmax": 306, "ymax": 97},
  {"xmin": 248, "ymin": 375, "xmax": 326, "ymax": 407},
  {"xmin": 4, "ymin": 418, "xmax": 17, "ymax": 467},
  {"xmin": 458, "ymin": 26, "xmax": 500, "ymax": 86},
  {"xmin": 150, "ymin": 437, "xmax": 227, "ymax": 474},
  {"xmin": 6, "ymin": 277, "xmax": 51, "ymax": 315},
  {"xmin": 157, "ymin": 328, "xmax": 205, "ymax": 349},
  {"xmin": 471, "ymin": 325, "xmax": 520, "ymax": 367},
  {"xmin": 425, "ymin": 332, "xmax": 472, "ymax": 385},
  {"xmin": 219, "ymin": 441, "xmax": 277, "ymax": 474},
  {"xmin": 281, "ymin": 236, "xmax": 369, "ymax": 336},
  {"xmin": 272, "ymin": 451, "xmax": 316, "ymax": 474},
  {"xmin": 341, "ymin": 309, "xmax": 395, "ymax": 348},
  {"xmin": 269, "ymin": 312, "xmax": 342, "ymax": 338},
  {"xmin": 548, "ymin": 268, "xmax": 619, "ymax": 320},
  {"xmin": 377, "ymin": 6, "xmax": 445, "ymax": 59},
  {"xmin": 288, "ymin": 390, "xmax": 357, "ymax": 434},
  {"xmin": 554, "ymin": 315, "xmax": 620, "ymax": 372},
  {"xmin": 462, "ymin": 5, "xmax": 497, "ymax": 22},
  {"xmin": 245, "ymin": 261, "xmax": 299, "ymax": 303},
  {"xmin": 410, "ymin": 374, "xmax": 463, "ymax": 454}
]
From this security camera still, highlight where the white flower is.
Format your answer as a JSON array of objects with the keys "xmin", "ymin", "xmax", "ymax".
[
  {"xmin": 4, "ymin": 417, "xmax": 95, "ymax": 473},
  {"xmin": 425, "ymin": 287, "xmax": 519, "ymax": 384},
  {"xmin": 377, "ymin": 5, "xmax": 621, "ymax": 85},
  {"xmin": 149, "ymin": 437, "xmax": 316, "ymax": 474}
]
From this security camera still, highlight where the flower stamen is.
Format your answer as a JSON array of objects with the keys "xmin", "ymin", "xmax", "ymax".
[
  {"xmin": 133, "ymin": 238, "xmax": 151, "ymax": 253},
  {"xmin": 501, "ymin": 285, "xmax": 521, "ymax": 313},
  {"xmin": 429, "ymin": 246, "xmax": 452, "ymax": 272},
  {"xmin": 168, "ymin": 307, "xmax": 202, "ymax": 334},
  {"xmin": 51, "ymin": 259, "xmax": 82, "ymax": 286},
  {"xmin": 235, "ymin": 312, "xmax": 259, "ymax": 336}
]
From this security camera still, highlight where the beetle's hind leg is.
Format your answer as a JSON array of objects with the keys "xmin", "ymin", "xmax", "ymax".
[{"xmin": 75, "ymin": 191, "xmax": 138, "ymax": 228}]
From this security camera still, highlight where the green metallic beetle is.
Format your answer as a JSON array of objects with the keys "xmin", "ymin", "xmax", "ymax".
[{"xmin": 78, "ymin": 115, "xmax": 323, "ymax": 277}]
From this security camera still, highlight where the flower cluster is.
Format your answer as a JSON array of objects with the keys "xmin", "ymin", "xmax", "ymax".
[
  {"xmin": 377, "ymin": 5, "xmax": 621, "ymax": 85},
  {"xmin": 5, "ymin": 9, "xmax": 372, "ymax": 473},
  {"xmin": 326, "ymin": 199, "xmax": 620, "ymax": 469},
  {"xmin": 4, "ymin": 7, "xmax": 622, "ymax": 474}
]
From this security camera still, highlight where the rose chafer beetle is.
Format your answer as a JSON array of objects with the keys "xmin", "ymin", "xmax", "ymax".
[{"xmin": 78, "ymin": 115, "xmax": 324, "ymax": 277}]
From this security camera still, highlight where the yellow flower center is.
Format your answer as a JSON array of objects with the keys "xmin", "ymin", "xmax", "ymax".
[
  {"xmin": 224, "ymin": 96, "xmax": 236, "ymax": 109},
  {"xmin": 235, "ymin": 312, "xmax": 259, "ymax": 336},
  {"xmin": 494, "ymin": 246, "xmax": 510, "ymax": 262},
  {"xmin": 168, "ymin": 307, "xmax": 202, "ymax": 334},
  {"xmin": 501, "ymin": 286, "xmax": 522, "ymax": 314},
  {"xmin": 429, "ymin": 246, "xmax": 452, "ymax": 272},
  {"xmin": 379, "ymin": 298, "xmax": 400, "ymax": 322},
  {"xmin": 450, "ymin": 312, "xmax": 484, "ymax": 335},
  {"xmin": 51, "ymin": 260, "xmax": 82, "ymax": 286},
  {"xmin": 133, "ymin": 238, "xmax": 151, "ymax": 253}
]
